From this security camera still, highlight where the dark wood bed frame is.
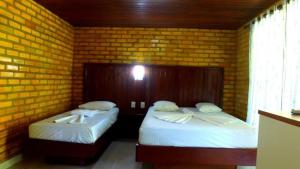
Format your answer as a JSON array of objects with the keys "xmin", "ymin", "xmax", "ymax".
[
  {"xmin": 27, "ymin": 124, "xmax": 116, "ymax": 165},
  {"xmin": 136, "ymin": 144, "xmax": 256, "ymax": 168},
  {"xmin": 128, "ymin": 64, "xmax": 256, "ymax": 168},
  {"xmin": 26, "ymin": 64, "xmax": 125, "ymax": 165}
]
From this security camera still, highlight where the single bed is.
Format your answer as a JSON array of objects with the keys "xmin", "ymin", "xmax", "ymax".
[
  {"xmin": 136, "ymin": 107, "xmax": 258, "ymax": 168},
  {"xmin": 28, "ymin": 108, "xmax": 119, "ymax": 164}
]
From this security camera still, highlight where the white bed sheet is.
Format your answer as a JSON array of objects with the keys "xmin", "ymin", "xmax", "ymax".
[
  {"xmin": 29, "ymin": 108, "xmax": 119, "ymax": 144},
  {"xmin": 139, "ymin": 107, "xmax": 257, "ymax": 148}
]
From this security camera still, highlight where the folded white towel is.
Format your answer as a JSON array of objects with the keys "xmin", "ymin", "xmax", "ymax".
[
  {"xmin": 193, "ymin": 114, "xmax": 237, "ymax": 125},
  {"xmin": 68, "ymin": 114, "xmax": 85, "ymax": 124},
  {"xmin": 70, "ymin": 109, "xmax": 101, "ymax": 117},
  {"xmin": 79, "ymin": 114, "xmax": 85, "ymax": 123},
  {"xmin": 154, "ymin": 112, "xmax": 193, "ymax": 124},
  {"xmin": 181, "ymin": 108, "xmax": 196, "ymax": 114},
  {"xmin": 53, "ymin": 115, "xmax": 77, "ymax": 123},
  {"xmin": 154, "ymin": 109, "xmax": 237, "ymax": 125},
  {"xmin": 68, "ymin": 117, "xmax": 78, "ymax": 124},
  {"xmin": 176, "ymin": 114, "xmax": 193, "ymax": 123}
]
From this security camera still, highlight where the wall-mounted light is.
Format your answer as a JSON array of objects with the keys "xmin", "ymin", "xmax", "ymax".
[{"xmin": 132, "ymin": 65, "xmax": 145, "ymax": 80}]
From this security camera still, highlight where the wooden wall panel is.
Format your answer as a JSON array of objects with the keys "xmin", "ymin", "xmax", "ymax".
[
  {"xmin": 127, "ymin": 79, "xmax": 146, "ymax": 115},
  {"xmin": 145, "ymin": 66, "xmax": 178, "ymax": 105},
  {"xmin": 177, "ymin": 67, "xmax": 205, "ymax": 107},
  {"xmin": 84, "ymin": 64, "xmax": 132, "ymax": 112},
  {"xmin": 84, "ymin": 63, "xmax": 223, "ymax": 114},
  {"xmin": 203, "ymin": 68, "xmax": 224, "ymax": 107}
]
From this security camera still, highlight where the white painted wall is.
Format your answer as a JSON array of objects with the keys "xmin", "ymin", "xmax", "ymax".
[{"xmin": 256, "ymin": 115, "xmax": 300, "ymax": 169}]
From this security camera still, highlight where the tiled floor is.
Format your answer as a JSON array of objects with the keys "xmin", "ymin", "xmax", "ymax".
[{"xmin": 9, "ymin": 140, "xmax": 152, "ymax": 169}]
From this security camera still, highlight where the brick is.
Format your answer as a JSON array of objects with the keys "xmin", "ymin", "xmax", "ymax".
[
  {"xmin": 0, "ymin": 79, "xmax": 6, "ymax": 85},
  {"xmin": 7, "ymin": 35, "xmax": 19, "ymax": 43},
  {"xmin": 8, "ymin": 5, "xmax": 21, "ymax": 15},
  {"xmin": 13, "ymin": 113, "xmax": 24, "ymax": 119},
  {"xmin": 20, "ymin": 80, "xmax": 30, "ymax": 85},
  {"xmin": 6, "ymin": 50, "xmax": 19, "ymax": 57},
  {"xmin": 0, "ymin": 41, "xmax": 13, "ymax": 48},
  {"xmin": 0, "ymin": 1, "xmax": 6, "ymax": 8},
  {"xmin": 13, "ymin": 44, "xmax": 25, "ymax": 51},
  {"xmin": 13, "ymin": 15, "xmax": 26, "ymax": 24},
  {"xmin": 15, "ymin": 2, "xmax": 27, "ymax": 11},
  {"xmin": 13, "ymin": 30, "xmax": 25, "ymax": 38},
  {"xmin": 21, "ymin": 12, "xmax": 31, "ymax": 21},
  {"xmin": 9, "ymin": 20, "xmax": 21, "ymax": 29},
  {"xmin": 0, "ymin": 56, "xmax": 12, "ymax": 63},
  {"xmin": 0, "ymin": 86, "xmax": 12, "ymax": 93},
  {"xmin": 13, "ymin": 72, "xmax": 25, "ymax": 78},
  {"xmin": 0, "ymin": 32, "xmax": 6, "ymax": 39},
  {"xmin": 6, "ymin": 65, "xmax": 18, "ymax": 71},
  {"xmin": 13, "ymin": 59, "xmax": 24, "ymax": 65},
  {"xmin": 27, "ymin": 8, "xmax": 36, "ymax": 17},
  {"xmin": 0, "ymin": 71, "xmax": 14, "ymax": 77},
  {"xmin": 0, "ymin": 94, "xmax": 6, "ymax": 100},
  {"xmin": 0, "ymin": 8, "xmax": 13, "ymax": 18},
  {"xmin": 0, "ymin": 114, "xmax": 12, "ymax": 122},
  {"xmin": 0, "ymin": 16, "xmax": 8, "ymax": 24},
  {"xmin": 4, "ymin": 0, "xmax": 13, "ymax": 5},
  {"xmin": 7, "ymin": 93, "xmax": 18, "ymax": 99},
  {"xmin": 0, "ymin": 25, "xmax": 14, "ymax": 34}
]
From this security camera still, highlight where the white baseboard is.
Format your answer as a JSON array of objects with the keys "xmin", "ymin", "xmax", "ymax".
[{"xmin": 0, "ymin": 154, "xmax": 23, "ymax": 169}]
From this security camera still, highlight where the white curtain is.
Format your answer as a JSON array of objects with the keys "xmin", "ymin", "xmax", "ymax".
[
  {"xmin": 248, "ymin": 0, "xmax": 300, "ymax": 127},
  {"xmin": 283, "ymin": 0, "xmax": 300, "ymax": 111}
]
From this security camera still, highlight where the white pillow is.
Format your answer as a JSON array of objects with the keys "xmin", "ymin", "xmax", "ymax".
[
  {"xmin": 79, "ymin": 101, "xmax": 116, "ymax": 111},
  {"xmin": 195, "ymin": 102, "xmax": 222, "ymax": 113},
  {"xmin": 153, "ymin": 101, "xmax": 179, "ymax": 112}
]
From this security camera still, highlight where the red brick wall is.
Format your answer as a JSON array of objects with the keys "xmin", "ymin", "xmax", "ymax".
[
  {"xmin": 235, "ymin": 26, "xmax": 250, "ymax": 120},
  {"xmin": 73, "ymin": 27, "xmax": 237, "ymax": 114},
  {"xmin": 0, "ymin": 0, "xmax": 74, "ymax": 162}
]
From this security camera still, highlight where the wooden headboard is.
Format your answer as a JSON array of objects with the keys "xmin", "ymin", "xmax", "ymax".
[{"xmin": 84, "ymin": 63, "xmax": 223, "ymax": 114}]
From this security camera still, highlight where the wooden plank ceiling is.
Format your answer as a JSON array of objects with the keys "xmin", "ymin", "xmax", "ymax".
[{"xmin": 34, "ymin": 0, "xmax": 278, "ymax": 29}]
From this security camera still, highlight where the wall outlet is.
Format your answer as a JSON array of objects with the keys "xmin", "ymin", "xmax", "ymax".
[
  {"xmin": 131, "ymin": 101, "xmax": 136, "ymax": 108},
  {"xmin": 140, "ymin": 102, "xmax": 145, "ymax": 109}
]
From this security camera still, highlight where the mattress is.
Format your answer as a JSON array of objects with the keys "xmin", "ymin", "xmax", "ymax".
[
  {"xmin": 139, "ymin": 107, "xmax": 258, "ymax": 148},
  {"xmin": 29, "ymin": 108, "xmax": 119, "ymax": 144}
]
